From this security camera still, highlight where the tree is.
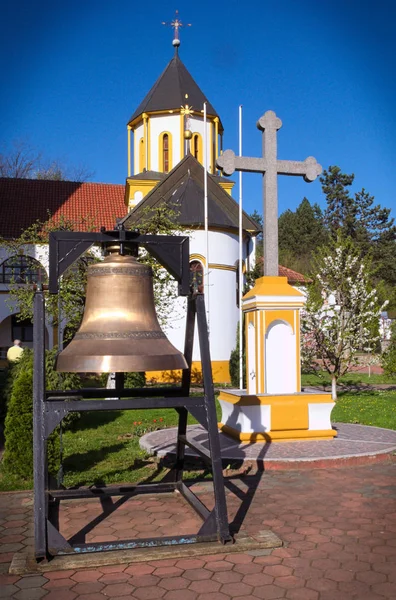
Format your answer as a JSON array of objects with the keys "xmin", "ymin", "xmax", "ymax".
[
  {"xmin": 321, "ymin": 166, "xmax": 395, "ymax": 245},
  {"xmin": 278, "ymin": 197, "xmax": 327, "ymax": 273},
  {"xmin": 302, "ymin": 235, "xmax": 386, "ymax": 400},
  {"xmin": 0, "ymin": 140, "xmax": 93, "ymax": 181},
  {"xmin": 321, "ymin": 166, "xmax": 396, "ymax": 309}
]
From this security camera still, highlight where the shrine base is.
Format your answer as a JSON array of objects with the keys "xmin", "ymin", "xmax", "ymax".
[{"xmin": 218, "ymin": 390, "xmax": 336, "ymax": 442}]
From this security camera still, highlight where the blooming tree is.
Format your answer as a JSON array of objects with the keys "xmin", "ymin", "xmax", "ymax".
[{"xmin": 302, "ymin": 236, "xmax": 386, "ymax": 400}]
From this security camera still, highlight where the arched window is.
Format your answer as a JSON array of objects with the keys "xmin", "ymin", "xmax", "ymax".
[
  {"xmin": 190, "ymin": 260, "xmax": 204, "ymax": 294},
  {"xmin": 0, "ymin": 256, "xmax": 47, "ymax": 284},
  {"xmin": 192, "ymin": 133, "xmax": 203, "ymax": 164},
  {"xmin": 139, "ymin": 137, "xmax": 145, "ymax": 172},
  {"xmin": 163, "ymin": 133, "xmax": 169, "ymax": 172},
  {"xmin": 159, "ymin": 132, "xmax": 173, "ymax": 173}
]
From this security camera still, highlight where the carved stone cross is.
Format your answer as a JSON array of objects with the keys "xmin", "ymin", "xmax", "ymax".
[{"xmin": 216, "ymin": 110, "xmax": 322, "ymax": 276}]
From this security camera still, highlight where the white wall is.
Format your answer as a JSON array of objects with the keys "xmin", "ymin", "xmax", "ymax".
[
  {"xmin": 149, "ymin": 115, "xmax": 181, "ymax": 172},
  {"xmin": 265, "ymin": 320, "xmax": 297, "ymax": 393}
]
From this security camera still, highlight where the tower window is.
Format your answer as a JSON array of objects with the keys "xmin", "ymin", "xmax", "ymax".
[
  {"xmin": 192, "ymin": 134, "xmax": 203, "ymax": 164},
  {"xmin": 190, "ymin": 260, "xmax": 204, "ymax": 294},
  {"xmin": 163, "ymin": 133, "xmax": 169, "ymax": 173}
]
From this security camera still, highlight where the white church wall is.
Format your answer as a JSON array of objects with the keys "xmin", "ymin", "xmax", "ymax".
[
  {"xmin": 149, "ymin": 115, "xmax": 181, "ymax": 172},
  {"xmin": 188, "ymin": 116, "xmax": 214, "ymax": 171}
]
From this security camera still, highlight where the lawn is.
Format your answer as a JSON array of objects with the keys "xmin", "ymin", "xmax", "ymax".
[
  {"xmin": 0, "ymin": 391, "xmax": 395, "ymax": 492},
  {"xmin": 302, "ymin": 371, "xmax": 395, "ymax": 386}
]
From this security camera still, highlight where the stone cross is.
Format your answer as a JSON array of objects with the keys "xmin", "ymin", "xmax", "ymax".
[{"xmin": 216, "ymin": 110, "xmax": 322, "ymax": 276}]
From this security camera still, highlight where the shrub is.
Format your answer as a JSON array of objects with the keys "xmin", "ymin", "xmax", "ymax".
[
  {"xmin": 382, "ymin": 322, "xmax": 396, "ymax": 379},
  {"xmin": 229, "ymin": 322, "xmax": 245, "ymax": 388},
  {"xmin": 1, "ymin": 346, "xmax": 82, "ymax": 480},
  {"xmin": 2, "ymin": 362, "xmax": 59, "ymax": 479}
]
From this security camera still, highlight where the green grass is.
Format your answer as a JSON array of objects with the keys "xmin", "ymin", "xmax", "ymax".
[
  {"xmin": 302, "ymin": 371, "xmax": 396, "ymax": 386},
  {"xmin": 0, "ymin": 392, "xmax": 395, "ymax": 492},
  {"xmin": 331, "ymin": 390, "xmax": 396, "ymax": 430}
]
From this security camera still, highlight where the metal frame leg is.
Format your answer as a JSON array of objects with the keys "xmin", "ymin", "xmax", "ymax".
[
  {"xmin": 196, "ymin": 294, "xmax": 232, "ymax": 543},
  {"xmin": 33, "ymin": 290, "xmax": 48, "ymax": 560}
]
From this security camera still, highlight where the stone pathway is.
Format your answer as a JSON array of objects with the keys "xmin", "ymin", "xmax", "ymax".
[
  {"xmin": 140, "ymin": 423, "xmax": 396, "ymax": 468},
  {"xmin": 1, "ymin": 459, "xmax": 396, "ymax": 599}
]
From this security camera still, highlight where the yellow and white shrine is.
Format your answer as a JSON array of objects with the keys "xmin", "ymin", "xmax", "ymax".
[{"xmin": 218, "ymin": 269, "xmax": 336, "ymax": 441}]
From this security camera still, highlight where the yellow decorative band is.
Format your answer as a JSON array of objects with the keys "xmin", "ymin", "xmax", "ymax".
[{"xmin": 208, "ymin": 263, "xmax": 237, "ymax": 272}]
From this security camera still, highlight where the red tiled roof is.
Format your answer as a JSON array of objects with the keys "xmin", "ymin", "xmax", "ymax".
[
  {"xmin": 0, "ymin": 178, "xmax": 126, "ymax": 239},
  {"xmin": 278, "ymin": 265, "xmax": 312, "ymax": 284}
]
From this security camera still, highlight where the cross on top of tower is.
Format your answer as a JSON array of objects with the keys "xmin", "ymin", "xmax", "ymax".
[{"xmin": 162, "ymin": 10, "xmax": 191, "ymax": 49}]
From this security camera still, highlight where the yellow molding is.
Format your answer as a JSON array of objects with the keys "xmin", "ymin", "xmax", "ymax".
[
  {"xmin": 128, "ymin": 108, "xmax": 219, "ymax": 129},
  {"xmin": 180, "ymin": 113, "xmax": 184, "ymax": 161},
  {"xmin": 146, "ymin": 117, "xmax": 151, "ymax": 171},
  {"xmin": 139, "ymin": 137, "xmax": 145, "ymax": 173},
  {"xmin": 127, "ymin": 126, "xmax": 131, "ymax": 177},
  {"xmin": 208, "ymin": 263, "xmax": 237, "ymax": 272},
  {"xmin": 244, "ymin": 276, "xmax": 305, "ymax": 299},
  {"xmin": 145, "ymin": 360, "xmax": 230, "ymax": 384},
  {"xmin": 218, "ymin": 390, "xmax": 334, "ymax": 406},
  {"xmin": 214, "ymin": 117, "xmax": 219, "ymax": 166},
  {"xmin": 265, "ymin": 310, "xmax": 295, "ymax": 334},
  {"xmin": 190, "ymin": 253, "xmax": 206, "ymax": 266},
  {"xmin": 219, "ymin": 181, "xmax": 234, "ymax": 195}
]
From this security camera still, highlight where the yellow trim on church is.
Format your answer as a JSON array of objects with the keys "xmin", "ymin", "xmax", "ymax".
[{"xmin": 146, "ymin": 360, "xmax": 230, "ymax": 385}]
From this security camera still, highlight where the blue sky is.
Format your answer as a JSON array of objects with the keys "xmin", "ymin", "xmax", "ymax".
[{"xmin": 1, "ymin": 0, "xmax": 395, "ymax": 220}]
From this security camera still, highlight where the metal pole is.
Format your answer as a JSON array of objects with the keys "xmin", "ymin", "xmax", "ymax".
[
  {"xmin": 33, "ymin": 288, "xmax": 47, "ymax": 560},
  {"xmin": 238, "ymin": 105, "xmax": 243, "ymax": 390}
]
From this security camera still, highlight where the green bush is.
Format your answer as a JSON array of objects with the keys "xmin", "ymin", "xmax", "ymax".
[
  {"xmin": 229, "ymin": 322, "xmax": 246, "ymax": 388},
  {"xmin": 382, "ymin": 322, "xmax": 396, "ymax": 379},
  {"xmin": 2, "ymin": 362, "xmax": 59, "ymax": 479},
  {"xmin": 1, "ymin": 346, "xmax": 82, "ymax": 479}
]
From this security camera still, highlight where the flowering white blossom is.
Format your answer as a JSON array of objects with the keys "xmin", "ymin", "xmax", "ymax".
[{"xmin": 301, "ymin": 237, "xmax": 387, "ymax": 400}]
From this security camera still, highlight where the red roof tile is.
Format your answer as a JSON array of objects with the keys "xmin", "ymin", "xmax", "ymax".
[
  {"xmin": 0, "ymin": 178, "xmax": 126, "ymax": 239},
  {"xmin": 278, "ymin": 264, "xmax": 312, "ymax": 284}
]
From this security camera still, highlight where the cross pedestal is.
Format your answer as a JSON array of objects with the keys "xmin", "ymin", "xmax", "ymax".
[
  {"xmin": 217, "ymin": 112, "xmax": 335, "ymax": 441},
  {"xmin": 219, "ymin": 276, "xmax": 336, "ymax": 441}
]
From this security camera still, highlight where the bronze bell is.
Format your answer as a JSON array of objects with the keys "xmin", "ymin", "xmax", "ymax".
[{"xmin": 56, "ymin": 245, "xmax": 188, "ymax": 373}]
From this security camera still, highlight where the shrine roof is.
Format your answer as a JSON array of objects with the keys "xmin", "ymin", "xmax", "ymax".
[
  {"xmin": 128, "ymin": 53, "xmax": 221, "ymax": 126},
  {"xmin": 0, "ymin": 178, "xmax": 126, "ymax": 239},
  {"xmin": 120, "ymin": 154, "xmax": 261, "ymax": 235}
]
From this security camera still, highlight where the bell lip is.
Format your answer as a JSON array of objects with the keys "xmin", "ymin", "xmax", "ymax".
[{"xmin": 55, "ymin": 354, "xmax": 188, "ymax": 373}]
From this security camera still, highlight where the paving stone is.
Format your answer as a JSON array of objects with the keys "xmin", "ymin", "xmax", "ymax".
[
  {"xmin": 0, "ymin": 584, "xmax": 20, "ymax": 598},
  {"xmin": 183, "ymin": 568, "xmax": 212, "ymax": 581},
  {"xmin": 212, "ymin": 570, "xmax": 243, "ymax": 584},
  {"xmin": 43, "ymin": 591, "xmax": 77, "ymax": 600},
  {"xmin": 15, "ymin": 575, "xmax": 48, "ymax": 588},
  {"xmin": 252, "ymin": 584, "xmax": 286, "ymax": 599},
  {"xmin": 101, "ymin": 581, "xmax": 136, "ymax": 596},
  {"xmin": 159, "ymin": 576, "xmax": 190, "ymax": 591},
  {"xmin": 220, "ymin": 581, "xmax": 253, "ymax": 596},
  {"xmin": 72, "ymin": 570, "xmax": 101, "ymax": 582},
  {"xmin": 14, "ymin": 588, "xmax": 48, "ymax": 600},
  {"xmin": 189, "ymin": 579, "xmax": 221, "ymax": 593},
  {"xmin": 163, "ymin": 590, "xmax": 197, "ymax": 600},
  {"xmin": 134, "ymin": 585, "xmax": 165, "ymax": 599}
]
